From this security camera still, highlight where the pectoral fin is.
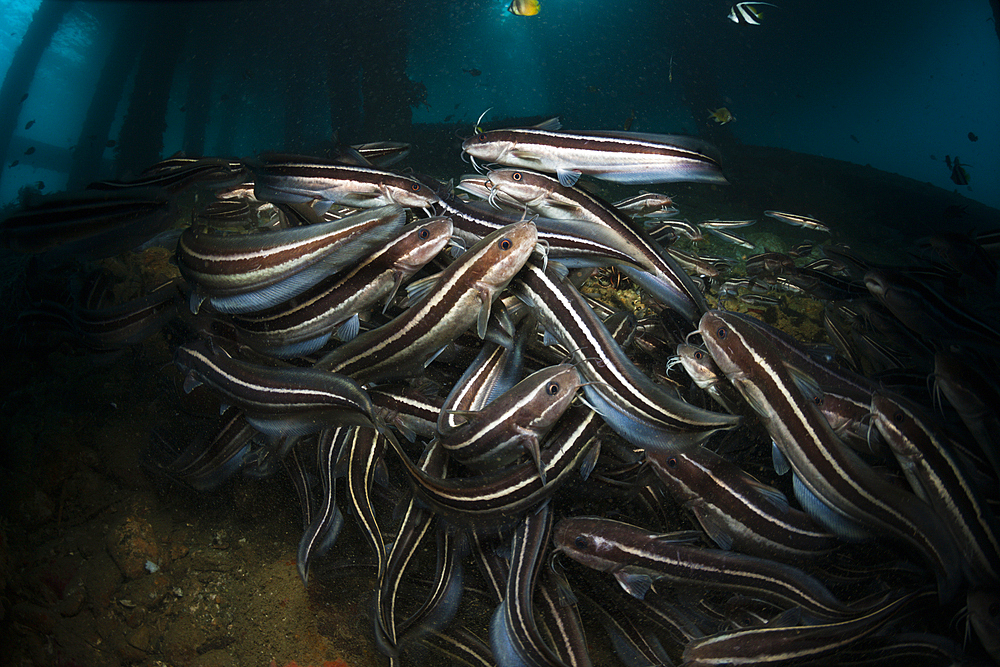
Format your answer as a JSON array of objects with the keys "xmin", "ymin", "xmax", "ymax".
[
  {"xmin": 556, "ymin": 168, "xmax": 582, "ymax": 187},
  {"xmin": 182, "ymin": 372, "xmax": 203, "ymax": 394},
  {"xmin": 614, "ymin": 569, "xmax": 654, "ymax": 600},
  {"xmin": 476, "ymin": 283, "xmax": 494, "ymax": 339}
]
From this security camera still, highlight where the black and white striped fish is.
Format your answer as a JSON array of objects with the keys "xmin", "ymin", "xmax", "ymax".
[
  {"xmin": 728, "ymin": 2, "xmax": 778, "ymax": 26},
  {"xmin": 463, "ymin": 118, "xmax": 727, "ymax": 187}
]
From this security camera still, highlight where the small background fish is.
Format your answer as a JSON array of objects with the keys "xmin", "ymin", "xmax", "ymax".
[
  {"xmin": 508, "ymin": 0, "xmax": 540, "ymax": 17},
  {"xmin": 709, "ymin": 107, "xmax": 735, "ymax": 124},
  {"xmin": 728, "ymin": 2, "xmax": 778, "ymax": 25},
  {"xmin": 950, "ymin": 156, "xmax": 970, "ymax": 186}
]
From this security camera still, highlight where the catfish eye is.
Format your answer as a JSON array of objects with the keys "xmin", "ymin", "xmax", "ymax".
[
  {"xmin": 546, "ymin": 382, "xmax": 560, "ymax": 395},
  {"xmin": 477, "ymin": 133, "xmax": 488, "ymax": 142},
  {"xmin": 693, "ymin": 350, "xmax": 704, "ymax": 360},
  {"xmin": 717, "ymin": 327, "xmax": 727, "ymax": 339},
  {"xmin": 498, "ymin": 237, "xmax": 512, "ymax": 251},
  {"xmin": 512, "ymin": 172, "xmax": 522, "ymax": 181},
  {"xmin": 893, "ymin": 411, "xmax": 905, "ymax": 424},
  {"xmin": 666, "ymin": 457, "xmax": 678, "ymax": 468},
  {"xmin": 411, "ymin": 183, "xmax": 422, "ymax": 192},
  {"xmin": 813, "ymin": 396, "xmax": 822, "ymax": 405},
  {"xmin": 574, "ymin": 536, "xmax": 589, "ymax": 550},
  {"xmin": 418, "ymin": 228, "xmax": 430, "ymax": 240}
]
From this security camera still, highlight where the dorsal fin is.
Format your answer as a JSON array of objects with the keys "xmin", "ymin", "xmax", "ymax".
[{"xmin": 531, "ymin": 117, "xmax": 562, "ymax": 131}]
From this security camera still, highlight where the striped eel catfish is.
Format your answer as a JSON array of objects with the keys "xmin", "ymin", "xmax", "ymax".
[
  {"xmin": 435, "ymin": 302, "xmax": 533, "ymax": 436},
  {"xmin": 469, "ymin": 527, "xmax": 512, "ymax": 607},
  {"xmin": 649, "ymin": 218, "xmax": 702, "ymax": 243},
  {"xmin": 647, "ymin": 447, "xmax": 837, "ymax": 562},
  {"xmin": 625, "ymin": 586, "xmax": 713, "ymax": 646},
  {"xmin": 460, "ymin": 175, "xmax": 704, "ymax": 282},
  {"xmin": 454, "ymin": 173, "xmax": 527, "ymax": 209},
  {"xmin": 437, "ymin": 364, "xmax": 582, "ymax": 474},
  {"xmin": 603, "ymin": 308, "xmax": 638, "ymax": 342},
  {"xmin": 699, "ymin": 218, "xmax": 757, "ymax": 230},
  {"xmin": 229, "ymin": 216, "xmax": 453, "ymax": 357},
  {"xmin": 45, "ymin": 277, "xmax": 181, "ymax": 351},
  {"xmin": 196, "ymin": 200, "xmax": 254, "ymax": 227},
  {"xmin": 573, "ymin": 585, "xmax": 675, "ymax": 667},
  {"xmin": 343, "ymin": 426, "xmax": 389, "ymax": 581},
  {"xmin": 374, "ymin": 442, "xmax": 448, "ymax": 657},
  {"xmin": 0, "ymin": 188, "xmax": 173, "ymax": 260},
  {"xmin": 177, "ymin": 203, "xmax": 407, "ymax": 314},
  {"xmin": 490, "ymin": 504, "xmax": 577, "ymax": 667},
  {"xmin": 672, "ymin": 342, "xmax": 744, "ymax": 414},
  {"xmin": 681, "ymin": 589, "xmax": 930, "ymax": 667},
  {"xmin": 387, "ymin": 404, "xmax": 602, "ymax": 525},
  {"xmin": 283, "ymin": 439, "xmax": 317, "ymax": 530},
  {"xmin": 871, "ymin": 391, "xmax": 1000, "ymax": 587},
  {"xmin": 437, "ymin": 337, "xmax": 523, "ymax": 436},
  {"xmin": 865, "ymin": 267, "xmax": 1000, "ymax": 351},
  {"xmin": 296, "ymin": 428, "xmax": 344, "ymax": 584},
  {"xmin": 173, "ymin": 340, "xmax": 381, "ymax": 438},
  {"xmin": 933, "ymin": 351, "xmax": 1000, "ymax": 480},
  {"xmin": 698, "ymin": 310, "xmax": 963, "ymax": 602},
  {"xmin": 462, "ymin": 118, "xmax": 727, "ymax": 186},
  {"xmin": 722, "ymin": 310, "xmax": 878, "ymax": 404},
  {"xmin": 151, "ymin": 407, "xmax": 256, "ymax": 492},
  {"xmin": 812, "ymin": 391, "xmax": 884, "ymax": 456},
  {"xmin": 764, "ymin": 210, "xmax": 831, "ymax": 233},
  {"xmin": 393, "ymin": 525, "xmax": 466, "ymax": 651},
  {"xmin": 419, "ymin": 626, "xmax": 495, "ymax": 667},
  {"xmin": 252, "ymin": 154, "xmax": 440, "ymax": 211},
  {"xmin": 553, "ymin": 516, "xmax": 863, "ymax": 621},
  {"xmin": 512, "ymin": 259, "xmax": 739, "ymax": 451},
  {"xmin": 612, "ymin": 191, "xmax": 675, "ymax": 216},
  {"xmin": 314, "ymin": 221, "xmax": 537, "ymax": 385},
  {"xmin": 369, "ymin": 386, "xmax": 443, "ymax": 442},
  {"xmin": 536, "ymin": 567, "xmax": 592, "ymax": 667},
  {"xmin": 701, "ymin": 225, "xmax": 756, "ymax": 250},
  {"xmin": 88, "ymin": 157, "xmax": 248, "ymax": 194},
  {"xmin": 351, "ymin": 141, "xmax": 410, "ymax": 168},
  {"xmin": 424, "ymin": 178, "xmax": 643, "ymax": 273},
  {"xmin": 587, "ymin": 553, "xmax": 714, "ymax": 635},
  {"xmin": 485, "ymin": 167, "xmax": 708, "ymax": 321}
]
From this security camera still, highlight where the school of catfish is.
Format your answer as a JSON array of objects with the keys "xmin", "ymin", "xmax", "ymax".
[{"xmin": 1, "ymin": 113, "xmax": 999, "ymax": 667}]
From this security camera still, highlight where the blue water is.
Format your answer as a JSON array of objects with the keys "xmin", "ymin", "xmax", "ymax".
[{"xmin": 0, "ymin": 0, "xmax": 997, "ymax": 209}]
